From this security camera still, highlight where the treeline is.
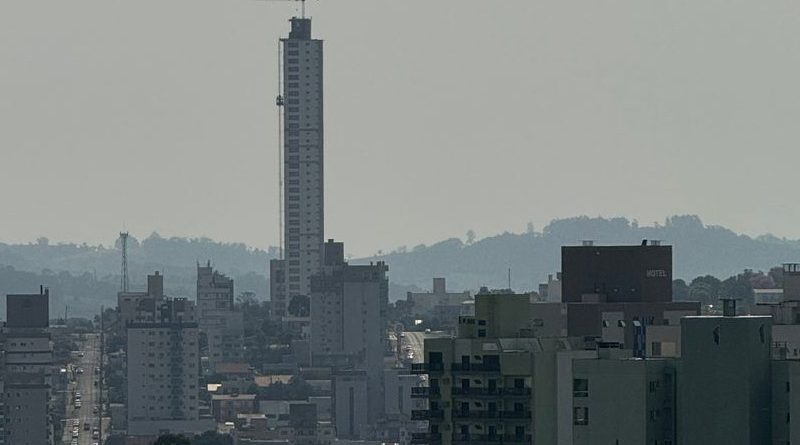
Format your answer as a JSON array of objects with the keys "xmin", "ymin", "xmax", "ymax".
[
  {"xmin": 361, "ymin": 215, "xmax": 800, "ymax": 292},
  {"xmin": 674, "ymin": 267, "xmax": 784, "ymax": 307}
]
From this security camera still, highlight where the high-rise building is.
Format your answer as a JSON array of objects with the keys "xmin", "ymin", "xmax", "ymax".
[
  {"xmin": 411, "ymin": 292, "xmax": 592, "ymax": 445},
  {"xmin": 677, "ymin": 300, "xmax": 772, "ymax": 445},
  {"xmin": 311, "ymin": 240, "xmax": 388, "ymax": 428},
  {"xmin": 196, "ymin": 262, "xmax": 244, "ymax": 371},
  {"xmin": 3, "ymin": 287, "xmax": 54, "ymax": 445},
  {"xmin": 126, "ymin": 297, "xmax": 211, "ymax": 436},
  {"xmin": 117, "ymin": 271, "xmax": 165, "ymax": 329},
  {"xmin": 271, "ymin": 16, "xmax": 325, "ymax": 321}
]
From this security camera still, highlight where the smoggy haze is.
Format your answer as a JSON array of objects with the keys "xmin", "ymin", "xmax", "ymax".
[{"xmin": 2, "ymin": 0, "xmax": 800, "ymax": 256}]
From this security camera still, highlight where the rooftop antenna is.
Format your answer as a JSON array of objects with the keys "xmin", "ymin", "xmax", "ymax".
[{"xmin": 119, "ymin": 232, "xmax": 129, "ymax": 292}]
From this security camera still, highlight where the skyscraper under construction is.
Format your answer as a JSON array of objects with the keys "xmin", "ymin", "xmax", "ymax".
[{"xmin": 271, "ymin": 17, "xmax": 324, "ymax": 321}]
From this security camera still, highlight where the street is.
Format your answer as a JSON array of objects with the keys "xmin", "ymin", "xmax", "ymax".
[
  {"xmin": 403, "ymin": 330, "xmax": 448, "ymax": 364},
  {"xmin": 61, "ymin": 333, "xmax": 105, "ymax": 445}
]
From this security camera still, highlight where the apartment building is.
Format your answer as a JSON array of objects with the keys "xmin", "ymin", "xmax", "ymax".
[
  {"xmin": 126, "ymin": 296, "xmax": 212, "ymax": 436},
  {"xmin": 3, "ymin": 287, "xmax": 54, "ymax": 445},
  {"xmin": 310, "ymin": 239, "xmax": 389, "ymax": 429},
  {"xmin": 196, "ymin": 262, "xmax": 244, "ymax": 371}
]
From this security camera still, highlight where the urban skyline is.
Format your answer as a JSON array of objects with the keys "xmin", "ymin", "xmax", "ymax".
[{"xmin": 2, "ymin": 1, "xmax": 800, "ymax": 444}]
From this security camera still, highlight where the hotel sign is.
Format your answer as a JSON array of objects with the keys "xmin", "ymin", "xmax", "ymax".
[{"xmin": 646, "ymin": 269, "xmax": 669, "ymax": 278}]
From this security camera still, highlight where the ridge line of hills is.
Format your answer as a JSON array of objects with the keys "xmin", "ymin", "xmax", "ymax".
[{"xmin": 1, "ymin": 215, "xmax": 799, "ymax": 318}]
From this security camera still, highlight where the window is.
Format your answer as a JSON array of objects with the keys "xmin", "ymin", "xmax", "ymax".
[
  {"xmin": 652, "ymin": 341, "xmax": 662, "ymax": 357},
  {"xmin": 573, "ymin": 378, "xmax": 589, "ymax": 397},
  {"xmin": 573, "ymin": 407, "xmax": 589, "ymax": 425},
  {"xmin": 478, "ymin": 329, "xmax": 486, "ymax": 337}
]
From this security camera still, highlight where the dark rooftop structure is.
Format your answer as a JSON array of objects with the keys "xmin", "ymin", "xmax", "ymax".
[
  {"xmin": 561, "ymin": 241, "xmax": 672, "ymax": 304},
  {"xmin": 6, "ymin": 286, "xmax": 49, "ymax": 329}
]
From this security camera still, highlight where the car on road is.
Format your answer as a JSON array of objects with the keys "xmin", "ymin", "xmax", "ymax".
[{"xmin": 84, "ymin": 422, "xmax": 91, "ymax": 431}]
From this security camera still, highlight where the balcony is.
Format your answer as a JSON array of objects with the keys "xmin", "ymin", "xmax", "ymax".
[
  {"xmin": 451, "ymin": 387, "xmax": 532, "ymax": 397},
  {"xmin": 500, "ymin": 410, "xmax": 531, "ymax": 420},
  {"xmin": 501, "ymin": 387, "xmax": 532, "ymax": 397},
  {"xmin": 501, "ymin": 434, "xmax": 532, "ymax": 444},
  {"xmin": 411, "ymin": 363, "xmax": 444, "ymax": 374},
  {"xmin": 452, "ymin": 410, "xmax": 500, "ymax": 419},
  {"xmin": 411, "ymin": 386, "xmax": 441, "ymax": 398},
  {"xmin": 450, "ymin": 363, "xmax": 501, "ymax": 373},
  {"xmin": 411, "ymin": 409, "xmax": 444, "ymax": 420},
  {"xmin": 410, "ymin": 433, "xmax": 442, "ymax": 445}
]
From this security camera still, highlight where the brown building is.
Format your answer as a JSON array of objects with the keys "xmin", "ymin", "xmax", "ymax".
[
  {"xmin": 561, "ymin": 242, "xmax": 700, "ymax": 356},
  {"xmin": 561, "ymin": 242, "xmax": 672, "ymax": 303}
]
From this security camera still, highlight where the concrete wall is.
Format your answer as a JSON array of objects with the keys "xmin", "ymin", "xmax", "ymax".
[{"xmin": 678, "ymin": 316, "xmax": 772, "ymax": 445}]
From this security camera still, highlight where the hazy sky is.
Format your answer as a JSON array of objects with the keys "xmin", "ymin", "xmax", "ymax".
[{"xmin": 2, "ymin": 0, "xmax": 800, "ymax": 256}]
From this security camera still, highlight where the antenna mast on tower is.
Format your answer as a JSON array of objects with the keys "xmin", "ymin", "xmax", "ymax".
[{"xmin": 119, "ymin": 232, "xmax": 130, "ymax": 292}]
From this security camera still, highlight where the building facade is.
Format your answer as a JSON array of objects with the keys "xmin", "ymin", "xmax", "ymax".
[
  {"xmin": 678, "ymin": 304, "xmax": 772, "ymax": 445},
  {"xmin": 126, "ymin": 296, "xmax": 211, "ymax": 436},
  {"xmin": 310, "ymin": 240, "xmax": 389, "ymax": 428},
  {"xmin": 196, "ymin": 263, "xmax": 244, "ymax": 371},
  {"xmin": 3, "ymin": 287, "xmax": 54, "ymax": 445},
  {"xmin": 271, "ymin": 16, "xmax": 325, "ymax": 321}
]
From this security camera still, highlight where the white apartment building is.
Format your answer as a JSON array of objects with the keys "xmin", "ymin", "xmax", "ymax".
[
  {"xmin": 126, "ymin": 298, "xmax": 212, "ymax": 436},
  {"xmin": 272, "ymin": 16, "xmax": 325, "ymax": 321}
]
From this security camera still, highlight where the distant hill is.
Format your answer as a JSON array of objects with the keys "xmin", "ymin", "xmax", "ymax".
[
  {"xmin": 3, "ymin": 215, "xmax": 800, "ymax": 317},
  {"xmin": 356, "ymin": 215, "xmax": 800, "ymax": 295}
]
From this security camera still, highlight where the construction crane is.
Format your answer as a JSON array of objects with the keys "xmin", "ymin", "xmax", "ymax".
[
  {"xmin": 256, "ymin": 0, "xmax": 317, "ymax": 260},
  {"xmin": 119, "ymin": 232, "xmax": 129, "ymax": 292},
  {"xmin": 256, "ymin": 0, "xmax": 312, "ymax": 19}
]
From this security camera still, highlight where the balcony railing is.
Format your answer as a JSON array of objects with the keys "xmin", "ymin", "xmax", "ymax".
[
  {"xmin": 500, "ymin": 410, "xmax": 532, "ymax": 419},
  {"xmin": 451, "ymin": 387, "xmax": 531, "ymax": 397},
  {"xmin": 452, "ymin": 410, "xmax": 500, "ymax": 419},
  {"xmin": 411, "ymin": 363, "xmax": 445, "ymax": 374},
  {"xmin": 452, "ymin": 433, "xmax": 531, "ymax": 444},
  {"xmin": 410, "ymin": 433, "xmax": 442, "ymax": 445},
  {"xmin": 411, "ymin": 409, "xmax": 444, "ymax": 420},
  {"xmin": 411, "ymin": 386, "xmax": 441, "ymax": 397},
  {"xmin": 501, "ymin": 434, "xmax": 532, "ymax": 444},
  {"xmin": 450, "ymin": 363, "xmax": 502, "ymax": 372}
]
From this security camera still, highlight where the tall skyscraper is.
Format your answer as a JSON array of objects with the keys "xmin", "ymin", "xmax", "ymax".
[{"xmin": 271, "ymin": 17, "xmax": 325, "ymax": 321}]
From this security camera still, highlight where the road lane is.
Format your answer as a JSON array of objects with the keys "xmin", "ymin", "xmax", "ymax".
[{"xmin": 62, "ymin": 333, "xmax": 103, "ymax": 445}]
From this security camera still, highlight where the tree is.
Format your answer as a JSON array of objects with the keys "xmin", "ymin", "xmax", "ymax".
[
  {"xmin": 287, "ymin": 295, "xmax": 310, "ymax": 317},
  {"xmin": 192, "ymin": 431, "xmax": 233, "ymax": 445},
  {"xmin": 465, "ymin": 230, "xmax": 476, "ymax": 245},
  {"xmin": 154, "ymin": 434, "xmax": 191, "ymax": 445},
  {"xmin": 688, "ymin": 275, "xmax": 722, "ymax": 305},
  {"xmin": 672, "ymin": 279, "xmax": 690, "ymax": 301}
]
